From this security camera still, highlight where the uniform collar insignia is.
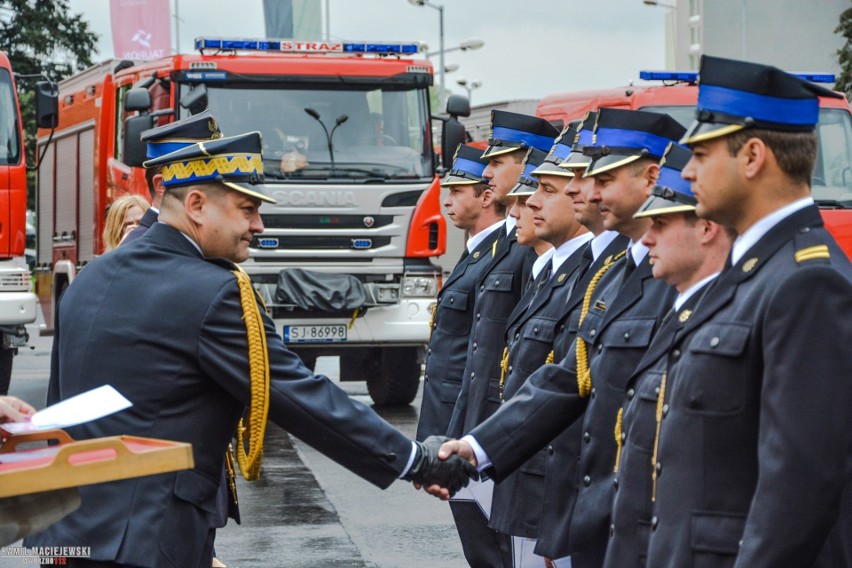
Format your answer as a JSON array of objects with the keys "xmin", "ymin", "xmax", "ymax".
[
  {"xmin": 473, "ymin": 251, "xmax": 481, "ymax": 259},
  {"xmin": 557, "ymin": 273, "xmax": 567, "ymax": 283},
  {"xmin": 742, "ymin": 257, "xmax": 759, "ymax": 272},
  {"xmin": 594, "ymin": 300, "xmax": 607, "ymax": 312},
  {"xmin": 678, "ymin": 309, "xmax": 692, "ymax": 323}
]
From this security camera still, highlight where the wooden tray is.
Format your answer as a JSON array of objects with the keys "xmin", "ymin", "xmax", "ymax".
[{"xmin": 0, "ymin": 429, "xmax": 194, "ymax": 498}]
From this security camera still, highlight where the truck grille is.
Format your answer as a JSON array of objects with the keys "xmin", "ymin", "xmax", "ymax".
[
  {"xmin": 0, "ymin": 272, "xmax": 30, "ymax": 292},
  {"xmin": 261, "ymin": 214, "xmax": 394, "ymax": 230}
]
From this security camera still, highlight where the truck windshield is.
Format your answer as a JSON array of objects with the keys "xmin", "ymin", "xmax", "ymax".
[
  {"xmin": 0, "ymin": 69, "xmax": 21, "ymax": 165},
  {"xmin": 188, "ymin": 83, "xmax": 433, "ymax": 182},
  {"xmin": 643, "ymin": 105, "xmax": 852, "ymax": 207}
]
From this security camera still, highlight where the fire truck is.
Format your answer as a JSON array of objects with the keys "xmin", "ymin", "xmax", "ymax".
[
  {"xmin": 0, "ymin": 51, "xmax": 57, "ymax": 393},
  {"xmin": 535, "ymin": 70, "xmax": 852, "ymax": 256},
  {"xmin": 35, "ymin": 38, "xmax": 469, "ymax": 405}
]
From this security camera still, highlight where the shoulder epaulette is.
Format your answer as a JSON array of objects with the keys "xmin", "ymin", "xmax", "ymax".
[{"xmin": 794, "ymin": 244, "xmax": 830, "ymax": 264}]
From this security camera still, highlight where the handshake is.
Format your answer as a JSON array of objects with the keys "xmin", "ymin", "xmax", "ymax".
[{"xmin": 403, "ymin": 436, "xmax": 478, "ymax": 499}]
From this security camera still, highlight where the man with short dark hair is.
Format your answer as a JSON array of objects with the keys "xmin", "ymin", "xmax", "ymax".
[{"xmin": 646, "ymin": 55, "xmax": 852, "ymax": 568}]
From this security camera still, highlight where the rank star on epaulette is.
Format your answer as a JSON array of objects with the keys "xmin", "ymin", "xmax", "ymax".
[{"xmin": 678, "ymin": 309, "xmax": 692, "ymax": 323}]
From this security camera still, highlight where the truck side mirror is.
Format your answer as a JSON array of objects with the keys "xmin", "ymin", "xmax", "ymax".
[
  {"xmin": 179, "ymin": 84, "xmax": 208, "ymax": 115},
  {"xmin": 125, "ymin": 88, "xmax": 152, "ymax": 112},
  {"xmin": 123, "ymin": 114, "xmax": 154, "ymax": 167},
  {"xmin": 445, "ymin": 94, "xmax": 470, "ymax": 118},
  {"xmin": 34, "ymin": 81, "xmax": 59, "ymax": 129},
  {"xmin": 441, "ymin": 117, "xmax": 466, "ymax": 171}
]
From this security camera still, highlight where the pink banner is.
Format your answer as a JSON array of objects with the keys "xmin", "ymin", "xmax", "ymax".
[{"xmin": 110, "ymin": 0, "xmax": 171, "ymax": 60}]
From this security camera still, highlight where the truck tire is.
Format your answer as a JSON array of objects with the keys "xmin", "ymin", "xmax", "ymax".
[
  {"xmin": 0, "ymin": 348, "xmax": 13, "ymax": 396},
  {"xmin": 367, "ymin": 347, "xmax": 422, "ymax": 407}
]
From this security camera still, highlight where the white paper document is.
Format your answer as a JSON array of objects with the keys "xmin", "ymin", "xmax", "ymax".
[
  {"xmin": 449, "ymin": 477, "xmax": 494, "ymax": 519},
  {"xmin": 1, "ymin": 385, "xmax": 132, "ymax": 435}
]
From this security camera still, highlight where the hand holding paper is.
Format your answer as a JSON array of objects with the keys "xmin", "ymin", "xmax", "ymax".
[{"xmin": 0, "ymin": 385, "xmax": 132, "ymax": 435}]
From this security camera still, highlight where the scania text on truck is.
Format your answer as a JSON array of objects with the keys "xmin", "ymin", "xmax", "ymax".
[{"xmin": 35, "ymin": 38, "xmax": 470, "ymax": 405}]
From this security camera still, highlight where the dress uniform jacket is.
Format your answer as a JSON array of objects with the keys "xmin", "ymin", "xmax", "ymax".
[
  {"xmin": 416, "ymin": 228, "xmax": 503, "ymax": 441},
  {"xmin": 535, "ymin": 234, "xmax": 629, "ymax": 560},
  {"xmin": 469, "ymin": 252, "xmax": 675, "ymax": 568},
  {"xmin": 446, "ymin": 228, "xmax": 533, "ymax": 438},
  {"xmin": 604, "ymin": 284, "xmax": 710, "ymax": 568},
  {"xmin": 490, "ymin": 244, "xmax": 588, "ymax": 539},
  {"xmin": 565, "ymin": 253, "xmax": 675, "ymax": 568},
  {"xmin": 121, "ymin": 206, "xmax": 159, "ymax": 246},
  {"xmin": 645, "ymin": 205, "xmax": 852, "ymax": 568},
  {"xmin": 26, "ymin": 223, "xmax": 413, "ymax": 568}
]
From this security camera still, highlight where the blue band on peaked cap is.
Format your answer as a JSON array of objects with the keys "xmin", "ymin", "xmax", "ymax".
[
  {"xmin": 699, "ymin": 84, "xmax": 818, "ymax": 126},
  {"xmin": 584, "ymin": 108, "xmax": 686, "ymax": 177},
  {"xmin": 442, "ymin": 143, "xmax": 491, "ymax": 186},
  {"xmin": 508, "ymin": 148, "xmax": 548, "ymax": 196},
  {"xmin": 559, "ymin": 111, "xmax": 597, "ymax": 170},
  {"xmin": 681, "ymin": 54, "xmax": 843, "ymax": 144},
  {"xmin": 482, "ymin": 110, "xmax": 559, "ymax": 158},
  {"xmin": 141, "ymin": 109, "xmax": 223, "ymax": 162},
  {"xmin": 634, "ymin": 143, "xmax": 696, "ymax": 218}
]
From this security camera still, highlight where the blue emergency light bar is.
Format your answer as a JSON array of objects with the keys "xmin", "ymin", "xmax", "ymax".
[
  {"xmin": 194, "ymin": 37, "xmax": 421, "ymax": 55},
  {"xmin": 640, "ymin": 70, "xmax": 837, "ymax": 84}
]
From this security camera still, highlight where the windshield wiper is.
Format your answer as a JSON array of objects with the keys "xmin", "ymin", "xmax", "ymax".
[{"xmin": 815, "ymin": 199, "xmax": 852, "ymax": 209}]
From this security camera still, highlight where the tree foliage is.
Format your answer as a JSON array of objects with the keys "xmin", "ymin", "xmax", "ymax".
[
  {"xmin": 0, "ymin": 0, "xmax": 98, "ymax": 208},
  {"xmin": 835, "ymin": 6, "xmax": 852, "ymax": 98}
]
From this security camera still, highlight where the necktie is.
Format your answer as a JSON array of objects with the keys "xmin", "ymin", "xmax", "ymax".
[{"xmin": 620, "ymin": 252, "xmax": 637, "ymax": 288}]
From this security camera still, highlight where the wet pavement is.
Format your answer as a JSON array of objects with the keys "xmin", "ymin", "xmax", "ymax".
[{"xmin": 1, "ymin": 326, "xmax": 467, "ymax": 568}]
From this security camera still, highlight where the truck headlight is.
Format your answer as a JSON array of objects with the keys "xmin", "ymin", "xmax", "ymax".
[{"xmin": 401, "ymin": 275, "xmax": 438, "ymax": 298}]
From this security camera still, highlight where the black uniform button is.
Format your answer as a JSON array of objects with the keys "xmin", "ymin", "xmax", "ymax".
[
  {"xmin": 495, "ymin": 280, "xmax": 500, "ymax": 286},
  {"xmin": 583, "ymin": 432, "xmax": 591, "ymax": 443},
  {"xmin": 655, "ymin": 386, "xmax": 661, "ymax": 395},
  {"xmin": 559, "ymin": 324, "xmax": 565, "ymax": 332},
  {"xmin": 623, "ymin": 332, "xmax": 630, "ymax": 342},
  {"xmin": 424, "ymin": 374, "xmax": 428, "ymax": 381},
  {"xmin": 655, "ymin": 462, "xmax": 662, "ymax": 475},
  {"xmin": 613, "ymin": 477, "xmax": 619, "ymax": 489},
  {"xmin": 620, "ymin": 432, "xmax": 626, "ymax": 442},
  {"xmin": 508, "ymin": 365, "xmax": 513, "ymax": 373},
  {"xmin": 610, "ymin": 523, "xmax": 615, "ymax": 537},
  {"xmin": 672, "ymin": 349, "xmax": 681, "ymax": 360},
  {"xmin": 652, "ymin": 516, "xmax": 658, "ymax": 530},
  {"xmin": 476, "ymin": 313, "xmax": 481, "ymax": 320},
  {"xmin": 710, "ymin": 336, "xmax": 720, "ymax": 348},
  {"xmin": 533, "ymin": 327, "xmax": 539, "ymax": 334},
  {"xmin": 470, "ymin": 372, "xmax": 475, "ymax": 380},
  {"xmin": 547, "ymin": 445, "xmax": 554, "ymax": 455},
  {"xmin": 591, "ymin": 388, "xmax": 596, "ymax": 399},
  {"xmin": 480, "ymin": 285, "xmax": 485, "ymax": 292},
  {"xmin": 662, "ymin": 404, "xmax": 669, "ymax": 417},
  {"xmin": 583, "ymin": 475, "xmax": 591, "ymax": 486},
  {"xmin": 627, "ymin": 388, "xmax": 635, "ymax": 400},
  {"xmin": 515, "ymin": 333, "xmax": 520, "ymax": 340},
  {"xmin": 590, "ymin": 329, "xmax": 597, "ymax": 337},
  {"xmin": 427, "ymin": 348, "xmax": 432, "ymax": 354},
  {"xmin": 597, "ymin": 344, "xmax": 603, "ymax": 353},
  {"xmin": 473, "ymin": 342, "xmax": 478, "ymax": 350}
]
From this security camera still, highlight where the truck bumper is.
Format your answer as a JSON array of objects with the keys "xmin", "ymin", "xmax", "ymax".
[
  {"xmin": 0, "ymin": 292, "xmax": 37, "ymax": 326},
  {"xmin": 273, "ymin": 298, "xmax": 434, "ymax": 347}
]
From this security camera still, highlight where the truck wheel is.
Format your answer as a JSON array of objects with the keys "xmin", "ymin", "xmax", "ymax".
[
  {"xmin": 0, "ymin": 348, "xmax": 13, "ymax": 396},
  {"xmin": 367, "ymin": 347, "xmax": 422, "ymax": 407}
]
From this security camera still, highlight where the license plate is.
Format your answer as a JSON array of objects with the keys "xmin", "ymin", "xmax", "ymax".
[{"xmin": 283, "ymin": 324, "xmax": 348, "ymax": 343}]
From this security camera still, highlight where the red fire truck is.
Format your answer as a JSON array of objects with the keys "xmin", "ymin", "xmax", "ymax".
[
  {"xmin": 535, "ymin": 70, "xmax": 852, "ymax": 256},
  {"xmin": 0, "ymin": 50, "xmax": 57, "ymax": 393},
  {"xmin": 35, "ymin": 38, "xmax": 468, "ymax": 405}
]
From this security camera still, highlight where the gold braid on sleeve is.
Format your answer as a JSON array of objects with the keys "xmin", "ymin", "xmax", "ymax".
[
  {"xmin": 613, "ymin": 407, "xmax": 624, "ymax": 473},
  {"xmin": 575, "ymin": 251, "xmax": 626, "ymax": 398},
  {"xmin": 499, "ymin": 346, "xmax": 509, "ymax": 400},
  {"xmin": 232, "ymin": 266, "xmax": 271, "ymax": 481},
  {"xmin": 651, "ymin": 372, "xmax": 667, "ymax": 502},
  {"xmin": 545, "ymin": 350, "xmax": 554, "ymax": 365}
]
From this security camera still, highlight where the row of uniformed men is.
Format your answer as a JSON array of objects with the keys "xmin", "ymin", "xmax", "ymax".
[{"xmin": 417, "ymin": 54, "xmax": 852, "ymax": 568}]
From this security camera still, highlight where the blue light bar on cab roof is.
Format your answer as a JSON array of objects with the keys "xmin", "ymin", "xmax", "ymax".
[
  {"xmin": 640, "ymin": 70, "xmax": 837, "ymax": 84},
  {"xmin": 194, "ymin": 37, "xmax": 420, "ymax": 55}
]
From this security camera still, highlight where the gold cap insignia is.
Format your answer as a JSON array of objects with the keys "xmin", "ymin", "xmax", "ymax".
[
  {"xmin": 678, "ymin": 309, "xmax": 692, "ymax": 323},
  {"xmin": 742, "ymin": 258, "xmax": 759, "ymax": 272}
]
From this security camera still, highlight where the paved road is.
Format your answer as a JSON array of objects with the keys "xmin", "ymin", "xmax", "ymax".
[{"xmin": 1, "ymin": 325, "xmax": 468, "ymax": 568}]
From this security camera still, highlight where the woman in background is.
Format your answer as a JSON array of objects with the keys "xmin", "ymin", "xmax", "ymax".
[{"xmin": 102, "ymin": 195, "xmax": 149, "ymax": 252}]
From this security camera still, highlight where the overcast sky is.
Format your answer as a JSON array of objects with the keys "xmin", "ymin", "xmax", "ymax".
[{"xmin": 67, "ymin": 0, "xmax": 667, "ymax": 105}]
